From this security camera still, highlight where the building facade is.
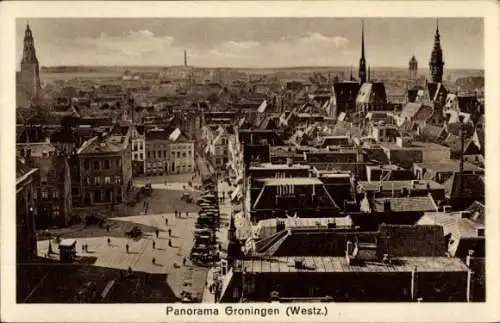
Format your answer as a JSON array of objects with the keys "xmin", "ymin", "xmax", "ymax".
[
  {"xmin": 16, "ymin": 158, "xmax": 38, "ymax": 263},
  {"xmin": 77, "ymin": 133, "xmax": 133, "ymax": 206},
  {"xmin": 145, "ymin": 128, "xmax": 170, "ymax": 175},
  {"xmin": 17, "ymin": 142, "xmax": 73, "ymax": 228}
]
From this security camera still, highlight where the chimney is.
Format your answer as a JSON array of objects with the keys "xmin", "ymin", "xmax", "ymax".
[
  {"xmin": 294, "ymin": 258, "xmax": 304, "ymax": 269},
  {"xmin": 396, "ymin": 136, "xmax": 404, "ymax": 148},
  {"xmin": 384, "ymin": 200, "xmax": 392, "ymax": 212}
]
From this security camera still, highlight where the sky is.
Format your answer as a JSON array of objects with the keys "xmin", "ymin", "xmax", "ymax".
[{"xmin": 16, "ymin": 18, "xmax": 484, "ymax": 69}]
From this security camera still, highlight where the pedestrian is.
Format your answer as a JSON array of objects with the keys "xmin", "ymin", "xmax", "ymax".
[
  {"xmin": 81, "ymin": 244, "xmax": 85, "ymax": 252},
  {"xmin": 107, "ymin": 238, "xmax": 111, "ymax": 246},
  {"xmin": 168, "ymin": 239, "xmax": 172, "ymax": 247},
  {"xmin": 106, "ymin": 224, "xmax": 110, "ymax": 233},
  {"xmin": 174, "ymin": 210, "xmax": 178, "ymax": 218},
  {"xmin": 168, "ymin": 228, "xmax": 172, "ymax": 237},
  {"xmin": 152, "ymin": 241, "xmax": 156, "ymax": 249},
  {"xmin": 126, "ymin": 244, "xmax": 129, "ymax": 253},
  {"xmin": 144, "ymin": 201, "xmax": 147, "ymax": 208},
  {"xmin": 152, "ymin": 257, "xmax": 156, "ymax": 264},
  {"xmin": 165, "ymin": 218, "xmax": 168, "ymax": 225},
  {"xmin": 183, "ymin": 257, "xmax": 186, "ymax": 266},
  {"xmin": 186, "ymin": 212, "xmax": 189, "ymax": 217},
  {"xmin": 145, "ymin": 208, "xmax": 148, "ymax": 215}
]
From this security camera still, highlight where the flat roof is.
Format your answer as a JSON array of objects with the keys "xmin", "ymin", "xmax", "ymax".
[
  {"xmin": 414, "ymin": 161, "xmax": 483, "ymax": 172},
  {"xmin": 381, "ymin": 141, "xmax": 450, "ymax": 151},
  {"xmin": 249, "ymin": 163, "xmax": 310, "ymax": 170},
  {"xmin": 358, "ymin": 180, "xmax": 443, "ymax": 191},
  {"xmin": 258, "ymin": 177, "xmax": 323, "ymax": 186},
  {"xmin": 236, "ymin": 256, "xmax": 468, "ymax": 273}
]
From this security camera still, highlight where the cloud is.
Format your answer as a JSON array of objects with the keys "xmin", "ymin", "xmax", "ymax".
[
  {"xmin": 34, "ymin": 30, "xmax": 351, "ymax": 67},
  {"xmin": 199, "ymin": 33, "xmax": 351, "ymax": 67}
]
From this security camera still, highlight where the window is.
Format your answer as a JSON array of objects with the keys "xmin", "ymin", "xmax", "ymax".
[
  {"xmin": 104, "ymin": 160, "xmax": 110, "ymax": 169},
  {"xmin": 41, "ymin": 190, "xmax": 48, "ymax": 199},
  {"xmin": 52, "ymin": 190, "xmax": 58, "ymax": 199},
  {"xmin": 84, "ymin": 160, "xmax": 90, "ymax": 170},
  {"xmin": 164, "ymin": 151, "xmax": 167, "ymax": 158},
  {"xmin": 34, "ymin": 190, "xmax": 37, "ymax": 199},
  {"xmin": 72, "ymin": 187, "xmax": 79, "ymax": 195},
  {"xmin": 133, "ymin": 143, "xmax": 138, "ymax": 151},
  {"xmin": 53, "ymin": 210, "xmax": 60, "ymax": 217},
  {"xmin": 232, "ymin": 288, "xmax": 239, "ymax": 298},
  {"xmin": 188, "ymin": 151, "xmax": 192, "ymax": 157},
  {"xmin": 172, "ymin": 152, "xmax": 175, "ymax": 157},
  {"xmin": 182, "ymin": 152, "xmax": 186, "ymax": 157},
  {"xmin": 94, "ymin": 161, "xmax": 100, "ymax": 170},
  {"xmin": 104, "ymin": 176, "xmax": 111, "ymax": 184},
  {"xmin": 177, "ymin": 152, "xmax": 181, "ymax": 158},
  {"xmin": 133, "ymin": 153, "xmax": 138, "ymax": 160},
  {"xmin": 140, "ymin": 153, "xmax": 144, "ymax": 160},
  {"xmin": 153, "ymin": 151, "xmax": 156, "ymax": 159},
  {"xmin": 41, "ymin": 176, "xmax": 48, "ymax": 184},
  {"xmin": 148, "ymin": 151, "xmax": 151, "ymax": 159},
  {"xmin": 85, "ymin": 177, "xmax": 91, "ymax": 185},
  {"xmin": 95, "ymin": 177, "xmax": 101, "ymax": 185},
  {"xmin": 115, "ymin": 176, "xmax": 122, "ymax": 184}
]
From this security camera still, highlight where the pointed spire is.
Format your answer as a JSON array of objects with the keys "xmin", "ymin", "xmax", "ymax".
[
  {"xmin": 361, "ymin": 19, "xmax": 365, "ymax": 59},
  {"xmin": 358, "ymin": 19, "xmax": 367, "ymax": 84},
  {"xmin": 429, "ymin": 18, "xmax": 444, "ymax": 83},
  {"xmin": 184, "ymin": 49, "xmax": 187, "ymax": 67},
  {"xmin": 368, "ymin": 65, "xmax": 370, "ymax": 82}
]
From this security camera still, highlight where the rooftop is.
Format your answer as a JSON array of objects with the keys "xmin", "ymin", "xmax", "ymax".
[
  {"xmin": 415, "ymin": 160, "xmax": 483, "ymax": 173},
  {"xmin": 381, "ymin": 141, "xmax": 449, "ymax": 151},
  {"xmin": 371, "ymin": 196, "xmax": 438, "ymax": 213},
  {"xmin": 358, "ymin": 180, "xmax": 444, "ymax": 192},
  {"xmin": 235, "ymin": 256, "xmax": 468, "ymax": 273},
  {"xmin": 257, "ymin": 177, "xmax": 323, "ymax": 186},
  {"xmin": 249, "ymin": 163, "xmax": 310, "ymax": 170},
  {"xmin": 77, "ymin": 134, "xmax": 129, "ymax": 155}
]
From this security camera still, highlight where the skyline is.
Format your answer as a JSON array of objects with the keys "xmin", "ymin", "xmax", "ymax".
[{"xmin": 17, "ymin": 18, "xmax": 484, "ymax": 69}]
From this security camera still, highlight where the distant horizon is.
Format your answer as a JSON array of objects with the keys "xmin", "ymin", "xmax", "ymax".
[{"xmin": 34, "ymin": 65, "xmax": 484, "ymax": 72}]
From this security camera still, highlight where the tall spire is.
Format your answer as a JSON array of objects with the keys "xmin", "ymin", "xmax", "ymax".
[
  {"xmin": 358, "ymin": 20, "xmax": 367, "ymax": 84},
  {"xmin": 429, "ymin": 19, "xmax": 444, "ymax": 83},
  {"xmin": 184, "ymin": 49, "xmax": 187, "ymax": 67},
  {"xmin": 19, "ymin": 22, "xmax": 41, "ymax": 102}
]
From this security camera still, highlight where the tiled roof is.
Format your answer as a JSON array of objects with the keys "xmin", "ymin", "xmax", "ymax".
[
  {"xmin": 371, "ymin": 196, "xmax": 438, "ymax": 213},
  {"xmin": 377, "ymin": 224, "xmax": 446, "ymax": 257},
  {"xmin": 77, "ymin": 134, "xmax": 128, "ymax": 155},
  {"xmin": 419, "ymin": 124, "xmax": 446, "ymax": 142},
  {"xmin": 447, "ymin": 122, "xmax": 475, "ymax": 137},
  {"xmin": 412, "ymin": 105, "xmax": 434, "ymax": 122},
  {"xmin": 400, "ymin": 102, "xmax": 422, "ymax": 121},
  {"xmin": 466, "ymin": 201, "xmax": 485, "ymax": 224},
  {"xmin": 443, "ymin": 173, "xmax": 485, "ymax": 200}
]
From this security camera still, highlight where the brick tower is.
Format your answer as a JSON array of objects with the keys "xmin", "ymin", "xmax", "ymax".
[{"xmin": 19, "ymin": 23, "xmax": 41, "ymax": 102}]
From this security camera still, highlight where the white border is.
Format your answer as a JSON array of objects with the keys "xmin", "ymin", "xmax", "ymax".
[{"xmin": 1, "ymin": 1, "xmax": 499, "ymax": 322}]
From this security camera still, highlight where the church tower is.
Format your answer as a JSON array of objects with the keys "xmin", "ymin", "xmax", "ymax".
[
  {"xmin": 429, "ymin": 20, "xmax": 444, "ymax": 83},
  {"xmin": 358, "ymin": 20, "xmax": 367, "ymax": 84},
  {"xmin": 409, "ymin": 55, "xmax": 418, "ymax": 80},
  {"xmin": 20, "ymin": 23, "xmax": 41, "ymax": 101}
]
